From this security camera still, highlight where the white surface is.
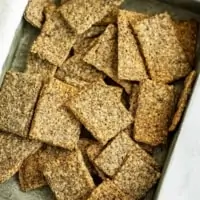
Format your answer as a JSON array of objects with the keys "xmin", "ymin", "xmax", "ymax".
[
  {"xmin": 0, "ymin": 0, "xmax": 28, "ymax": 75},
  {"xmin": 157, "ymin": 75, "xmax": 200, "ymax": 200}
]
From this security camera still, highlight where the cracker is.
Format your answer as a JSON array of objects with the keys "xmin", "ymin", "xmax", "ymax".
[
  {"xmin": 68, "ymin": 83, "xmax": 133, "ymax": 145},
  {"xmin": 0, "ymin": 71, "xmax": 42, "ymax": 137},
  {"xmin": 134, "ymin": 13, "xmax": 191, "ymax": 83},
  {"xmin": 95, "ymin": 131, "xmax": 159, "ymax": 177},
  {"xmin": 84, "ymin": 24, "xmax": 132, "ymax": 94},
  {"xmin": 134, "ymin": 80, "xmax": 174, "ymax": 146},
  {"xmin": 169, "ymin": 70, "xmax": 196, "ymax": 132},
  {"xmin": 60, "ymin": 0, "xmax": 124, "ymax": 34},
  {"xmin": 87, "ymin": 179, "xmax": 131, "ymax": 200},
  {"xmin": 19, "ymin": 147, "xmax": 47, "ymax": 191},
  {"xmin": 118, "ymin": 10, "xmax": 147, "ymax": 81},
  {"xmin": 31, "ymin": 7, "xmax": 77, "ymax": 66},
  {"xmin": 24, "ymin": 0, "xmax": 50, "ymax": 28},
  {"xmin": 82, "ymin": 25, "xmax": 106, "ymax": 39},
  {"xmin": 29, "ymin": 78, "xmax": 80, "ymax": 150},
  {"xmin": 174, "ymin": 20, "xmax": 198, "ymax": 65},
  {"xmin": 43, "ymin": 149, "xmax": 95, "ymax": 200},
  {"xmin": 0, "ymin": 132, "xmax": 42, "ymax": 184},
  {"xmin": 114, "ymin": 152, "xmax": 160, "ymax": 199},
  {"xmin": 26, "ymin": 53, "xmax": 57, "ymax": 82}
]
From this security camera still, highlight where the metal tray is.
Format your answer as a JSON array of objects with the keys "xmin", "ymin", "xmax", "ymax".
[{"xmin": 0, "ymin": 0, "xmax": 200, "ymax": 199}]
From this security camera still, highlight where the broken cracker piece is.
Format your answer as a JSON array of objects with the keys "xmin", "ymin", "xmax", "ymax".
[
  {"xmin": 31, "ymin": 7, "xmax": 76, "ymax": 66},
  {"xmin": 68, "ymin": 83, "xmax": 133, "ymax": 145},
  {"xmin": 43, "ymin": 149, "xmax": 95, "ymax": 200},
  {"xmin": 0, "ymin": 132, "xmax": 42, "ymax": 184},
  {"xmin": 169, "ymin": 70, "xmax": 196, "ymax": 132},
  {"xmin": 134, "ymin": 12, "xmax": 191, "ymax": 83},
  {"xmin": 29, "ymin": 78, "xmax": 80, "ymax": 150},
  {"xmin": 118, "ymin": 10, "xmax": 147, "ymax": 81},
  {"xmin": 0, "ymin": 71, "xmax": 42, "ymax": 137},
  {"xmin": 87, "ymin": 179, "xmax": 131, "ymax": 200},
  {"xmin": 134, "ymin": 79, "xmax": 175, "ymax": 146},
  {"xmin": 84, "ymin": 24, "xmax": 132, "ymax": 94},
  {"xmin": 114, "ymin": 152, "xmax": 160, "ymax": 199}
]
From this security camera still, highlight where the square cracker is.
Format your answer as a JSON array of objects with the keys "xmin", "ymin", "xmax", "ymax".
[
  {"xmin": 26, "ymin": 53, "xmax": 57, "ymax": 82},
  {"xmin": 87, "ymin": 179, "xmax": 131, "ymax": 200},
  {"xmin": 134, "ymin": 79, "xmax": 174, "ymax": 146},
  {"xmin": 84, "ymin": 24, "xmax": 132, "ymax": 94},
  {"xmin": 118, "ymin": 10, "xmax": 147, "ymax": 81},
  {"xmin": 169, "ymin": 70, "xmax": 196, "ymax": 132},
  {"xmin": 19, "ymin": 147, "xmax": 47, "ymax": 191},
  {"xmin": 43, "ymin": 149, "xmax": 95, "ymax": 200},
  {"xmin": 134, "ymin": 13, "xmax": 191, "ymax": 83},
  {"xmin": 60, "ymin": 0, "xmax": 124, "ymax": 34},
  {"xmin": 94, "ymin": 131, "xmax": 159, "ymax": 177},
  {"xmin": 29, "ymin": 78, "xmax": 81, "ymax": 150},
  {"xmin": 68, "ymin": 82, "xmax": 133, "ymax": 145},
  {"xmin": 0, "ymin": 71, "xmax": 42, "ymax": 137},
  {"xmin": 31, "ymin": 6, "xmax": 77, "ymax": 66},
  {"xmin": 0, "ymin": 132, "xmax": 42, "ymax": 184}
]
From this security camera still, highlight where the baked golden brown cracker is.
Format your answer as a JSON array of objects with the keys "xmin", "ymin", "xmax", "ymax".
[
  {"xmin": 82, "ymin": 25, "xmax": 106, "ymax": 39},
  {"xmin": 87, "ymin": 179, "xmax": 131, "ymax": 200},
  {"xmin": 19, "ymin": 147, "xmax": 47, "ymax": 191},
  {"xmin": 118, "ymin": 10, "xmax": 147, "ymax": 81},
  {"xmin": 134, "ymin": 79, "xmax": 175, "ymax": 146},
  {"xmin": 169, "ymin": 70, "xmax": 196, "ymax": 132},
  {"xmin": 134, "ymin": 12, "xmax": 191, "ymax": 83},
  {"xmin": 60, "ymin": 0, "xmax": 124, "ymax": 34},
  {"xmin": 31, "ymin": 8, "xmax": 76, "ymax": 66},
  {"xmin": 26, "ymin": 53, "xmax": 57, "ymax": 82},
  {"xmin": 43, "ymin": 149, "xmax": 95, "ymax": 200},
  {"xmin": 68, "ymin": 83, "xmax": 133, "ymax": 145},
  {"xmin": 84, "ymin": 24, "xmax": 132, "ymax": 94},
  {"xmin": 174, "ymin": 20, "xmax": 198, "ymax": 65},
  {"xmin": 29, "ymin": 78, "xmax": 81, "ymax": 150},
  {"xmin": 0, "ymin": 132, "xmax": 42, "ymax": 184},
  {"xmin": 114, "ymin": 152, "xmax": 160, "ymax": 199},
  {"xmin": 0, "ymin": 71, "xmax": 42, "ymax": 137}
]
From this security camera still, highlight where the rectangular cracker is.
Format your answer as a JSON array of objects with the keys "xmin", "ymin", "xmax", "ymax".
[
  {"xmin": 60, "ymin": 0, "xmax": 124, "ymax": 34},
  {"xmin": 43, "ymin": 149, "xmax": 95, "ymax": 200},
  {"xmin": 169, "ymin": 70, "xmax": 196, "ymax": 132},
  {"xmin": 19, "ymin": 147, "xmax": 47, "ymax": 191},
  {"xmin": 118, "ymin": 10, "xmax": 147, "ymax": 81},
  {"xmin": 84, "ymin": 24, "xmax": 132, "ymax": 94},
  {"xmin": 134, "ymin": 13, "xmax": 191, "ymax": 83},
  {"xmin": 31, "ymin": 6, "xmax": 77, "ymax": 66},
  {"xmin": 87, "ymin": 179, "xmax": 131, "ymax": 200},
  {"xmin": 0, "ymin": 132, "xmax": 42, "ymax": 184},
  {"xmin": 134, "ymin": 79, "xmax": 174, "ymax": 146},
  {"xmin": 0, "ymin": 71, "xmax": 42, "ymax": 137},
  {"xmin": 26, "ymin": 53, "xmax": 57, "ymax": 82},
  {"xmin": 29, "ymin": 78, "xmax": 81, "ymax": 150},
  {"xmin": 68, "ymin": 83, "xmax": 133, "ymax": 145}
]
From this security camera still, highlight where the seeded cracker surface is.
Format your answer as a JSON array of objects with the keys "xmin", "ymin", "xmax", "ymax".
[
  {"xmin": 43, "ymin": 149, "xmax": 95, "ymax": 200},
  {"xmin": 118, "ymin": 10, "xmax": 147, "ymax": 81},
  {"xmin": 134, "ymin": 13, "xmax": 191, "ymax": 83},
  {"xmin": 29, "ymin": 78, "xmax": 80, "ymax": 150},
  {"xmin": 0, "ymin": 71, "xmax": 42, "ymax": 137},
  {"xmin": 26, "ymin": 53, "xmax": 57, "ymax": 82},
  {"xmin": 0, "ymin": 132, "xmax": 42, "ymax": 184},
  {"xmin": 134, "ymin": 79, "xmax": 175, "ymax": 146},
  {"xmin": 24, "ymin": 0, "xmax": 50, "ymax": 28},
  {"xmin": 84, "ymin": 24, "xmax": 132, "ymax": 94},
  {"xmin": 87, "ymin": 179, "xmax": 131, "ymax": 200},
  {"xmin": 19, "ymin": 147, "xmax": 47, "ymax": 191},
  {"xmin": 31, "ymin": 6, "xmax": 77, "ymax": 66},
  {"xmin": 60, "ymin": 0, "xmax": 124, "ymax": 34},
  {"xmin": 114, "ymin": 153, "xmax": 160, "ymax": 199},
  {"xmin": 68, "ymin": 83, "xmax": 133, "ymax": 145},
  {"xmin": 169, "ymin": 70, "xmax": 196, "ymax": 132}
]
